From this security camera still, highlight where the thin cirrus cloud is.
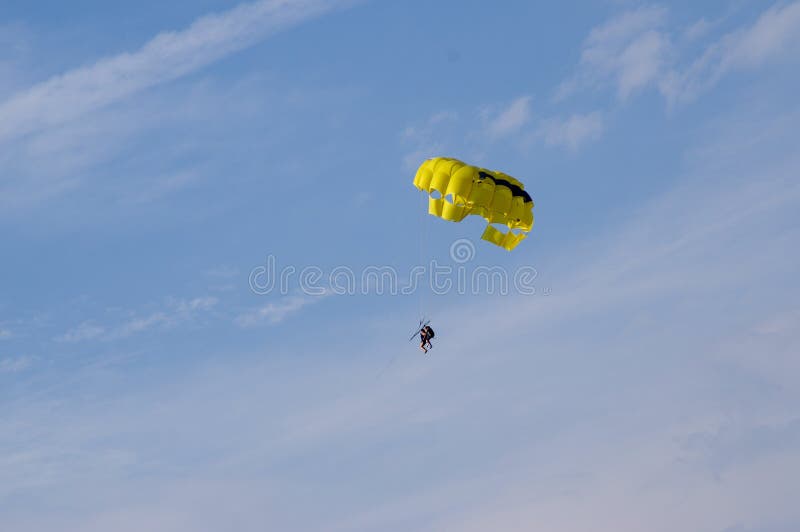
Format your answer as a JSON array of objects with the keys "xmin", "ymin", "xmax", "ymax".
[
  {"xmin": 0, "ymin": 0, "xmax": 360, "ymax": 145},
  {"xmin": 485, "ymin": 96, "xmax": 532, "ymax": 138},
  {"xmin": 661, "ymin": 1, "xmax": 800, "ymax": 105},
  {"xmin": 558, "ymin": 2, "xmax": 800, "ymax": 106},
  {"xmin": 725, "ymin": 1, "xmax": 800, "ymax": 68},
  {"xmin": 401, "ymin": 97, "xmax": 525, "ymax": 159},
  {"xmin": 555, "ymin": 5, "xmax": 670, "ymax": 101},
  {"xmin": 0, "ymin": 355, "xmax": 35, "ymax": 374},
  {"xmin": 402, "ymin": 97, "xmax": 604, "ymax": 156},
  {"xmin": 55, "ymin": 321, "xmax": 106, "ymax": 343},
  {"xmin": 537, "ymin": 111, "xmax": 604, "ymax": 151},
  {"xmin": 5, "ymin": 100, "xmax": 799, "ymax": 532},
  {"xmin": 474, "ymin": 4, "xmax": 800, "ymax": 152},
  {"xmin": 55, "ymin": 296, "xmax": 218, "ymax": 343},
  {"xmin": 400, "ymin": 110, "xmax": 457, "ymax": 169},
  {"xmin": 235, "ymin": 293, "xmax": 327, "ymax": 327}
]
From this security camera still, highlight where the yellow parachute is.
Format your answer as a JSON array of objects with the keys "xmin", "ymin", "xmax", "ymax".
[{"xmin": 412, "ymin": 157, "xmax": 534, "ymax": 251}]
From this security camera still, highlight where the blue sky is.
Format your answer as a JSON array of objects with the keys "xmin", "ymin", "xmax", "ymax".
[{"xmin": 1, "ymin": 1, "xmax": 799, "ymax": 530}]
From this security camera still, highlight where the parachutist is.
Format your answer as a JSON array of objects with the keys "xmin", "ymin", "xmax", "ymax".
[{"xmin": 419, "ymin": 324, "xmax": 434, "ymax": 353}]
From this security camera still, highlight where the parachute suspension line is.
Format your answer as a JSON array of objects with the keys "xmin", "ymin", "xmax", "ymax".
[{"xmin": 418, "ymin": 188, "xmax": 426, "ymax": 321}]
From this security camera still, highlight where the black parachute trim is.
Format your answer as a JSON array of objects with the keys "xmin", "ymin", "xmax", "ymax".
[{"xmin": 477, "ymin": 171, "xmax": 532, "ymax": 203}]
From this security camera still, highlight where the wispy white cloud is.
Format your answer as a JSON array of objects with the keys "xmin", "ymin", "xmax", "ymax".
[
  {"xmin": 405, "ymin": 1, "xmax": 800, "ymax": 167},
  {"xmin": 403, "ymin": 98, "xmax": 537, "ymax": 164},
  {"xmin": 403, "ymin": 98, "xmax": 604, "ymax": 159},
  {"xmin": 537, "ymin": 111, "xmax": 604, "ymax": 150},
  {"xmin": 0, "ymin": 0, "xmax": 356, "ymax": 145},
  {"xmin": 56, "ymin": 321, "xmax": 106, "ymax": 343},
  {"xmin": 235, "ymin": 293, "xmax": 325, "ymax": 327},
  {"xmin": 114, "ymin": 312, "xmax": 171, "ymax": 339},
  {"xmin": 401, "ymin": 110, "xmax": 458, "ymax": 169},
  {"xmin": 3, "ymin": 5, "xmax": 798, "ymax": 530},
  {"xmin": 382, "ymin": 100, "xmax": 800, "ymax": 532},
  {"xmin": 0, "ymin": 328, "xmax": 11, "ymax": 339},
  {"xmin": 8, "ymin": 131, "xmax": 799, "ymax": 524},
  {"xmin": 754, "ymin": 310, "xmax": 800, "ymax": 336},
  {"xmin": 171, "ymin": 296, "xmax": 218, "ymax": 314},
  {"xmin": 559, "ymin": 2, "xmax": 800, "ymax": 106},
  {"xmin": 662, "ymin": 1, "xmax": 800, "ymax": 105},
  {"xmin": 683, "ymin": 17, "xmax": 712, "ymax": 42},
  {"xmin": 556, "ymin": 5, "xmax": 671, "ymax": 101},
  {"xmin": 722, "ymin": 2, "xmax": 800, "ymax": 70},
  {"xmin": 484, "ymin": 96, "xmax": 532, "ymax": 138},
  {"xmin": 0, "ymin": 2, "xmax": 369, "ymax": 221},
  {"xmin": 111, "ymin": 296, "xmax": 219, "ymax": 339},
  {"xmin": 353, "ymin": 191, "xmax": 371, "ymax": 207},
  {"xmin": 4, "ymin": 102, "xmax": 800, "ymax": 530},
  {"xmin": 121, "ymin": 170, "xmax": 202, "ymax": 205},
  {"xmin": 401, "ymin": 110, "xmax": 459, "ymax": 146},
  {"xmin": 0, "ymin": 355, "xmax": 35, "ymax": 373},
  {"xmin": 56, "ymin": 296, "xmax": 218, "ymax": 343},
  {"xmin": 0, "ymin": 74, "xmax": 266, "ymax": 215}
]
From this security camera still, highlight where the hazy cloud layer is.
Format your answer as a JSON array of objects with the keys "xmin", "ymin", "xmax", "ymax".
[{"xmin": 4, "ymin": 93, "xmax": 799, "ymax": 531}]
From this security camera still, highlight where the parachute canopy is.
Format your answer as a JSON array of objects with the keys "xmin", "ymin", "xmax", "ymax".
[{"xmin": 412, "ymin": 157, "xmax": 534, "ymax": 251}]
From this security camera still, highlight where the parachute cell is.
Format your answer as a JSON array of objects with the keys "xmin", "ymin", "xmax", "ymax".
[{"xmin": 413, "ymin": 157, "xmax": 534, "ymax": 250}]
